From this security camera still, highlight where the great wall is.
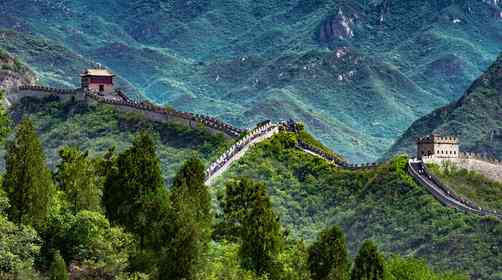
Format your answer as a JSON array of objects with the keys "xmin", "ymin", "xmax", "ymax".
[
  {"xmin": 4, "ymin": 84, "xmax": 502, "ymax": 221},
  {"xmin": 8, "ymin": 85, "xmax": 245, "ymax": 138}
]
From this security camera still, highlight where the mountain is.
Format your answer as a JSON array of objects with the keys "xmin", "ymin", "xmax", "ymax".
[
  {"xmin": 1, "ymin": 0, "xmax": 501, "ymax": 161},
  {"xmin": 3, "ymin": 96, "xmax": 230, "ymax": 183},
  {"xmin": 385, "ymin": 53, "xmax": 502, "ymax": 159},
  {"xmin": 3, "ymin": 93, "xmax": 500, "ymax": 280},
  {"xmin": 214, "ymin": 132, "xmax": 502, "ymax": 280}
]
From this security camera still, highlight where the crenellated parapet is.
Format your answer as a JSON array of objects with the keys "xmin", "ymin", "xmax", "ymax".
[
  {"xmin": 459, "ymin": 152, "xmax": 502, "ymax": 165},
  {"xmin": 84, "ymin": 90, "xmax": 246, "ymax": 138},
  {"xmin": 11, "ymin": 85, "xmax": 246, "ymax": 139},
  {"xmin": 18, "ymin": 85, "xmax": 79, "ymax": 95},
  {"xmin": 205, "ymin": 122, "xmax": 279, "ymax": 185}
]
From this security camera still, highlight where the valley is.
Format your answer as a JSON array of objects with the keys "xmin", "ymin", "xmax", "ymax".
[{"xmin": 1, "ymin": 0, "xmax": 502, "ymax": 161}]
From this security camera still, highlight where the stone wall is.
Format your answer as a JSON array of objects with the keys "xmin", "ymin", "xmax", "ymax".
[
  {"xmin": 85, "ymin": 91, "xmax": 244, "ymax": 139},
  {"xmin": 8, "ymin": 86, "xmax": 246, "ymax": 139},
  {"xmin": 423, "ymin": 155, "xmax": 502, "ymax": 183}
]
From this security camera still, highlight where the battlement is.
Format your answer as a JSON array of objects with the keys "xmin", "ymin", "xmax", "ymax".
[
  {"xmin": 416, "ymin": 134, "xmax": 459, "ymax": 160},
  {"xmin": 417, "ymin": 134, "xmax": 458, "ymax": 145},
  {"xmin": 12, "ymin": 83, "xmax": 246, "ymax": 139}
]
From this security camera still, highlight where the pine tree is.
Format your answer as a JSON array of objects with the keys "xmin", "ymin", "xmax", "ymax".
[
  {"xmin": 308, "ymin": 225, "xmax": 350, "ymax": 280},
  {"xmin": 239, "ymin": 181, "xmax": 283, "ymax": 277},
  {"xmin": 218, "ymin": 177, "xmax": 260, "ymax": 240},
  {"xmin": 103, "ymin": 131, "xmax": 167, "ymax": 249},
  {"xmin": 160, "ymin": 158, "xmax": 212, "ymax": 280},
  {"xmin": 49, "ymin": 250, "xmax": 69, "ymax": 280},
  {"xmin": 350, "ymin": 241, "xmax": 385, "ymax": 280},
  {"xmin": 56, "ymin": 147, "xmax": 101, "ymax": 214},
  {"xmin": 171, "ymin": 157, "xmax": 212, "ymax": 229},
  {"xmin": 2, "ymin": 118, "xmax": 54, "ymax": 229}
]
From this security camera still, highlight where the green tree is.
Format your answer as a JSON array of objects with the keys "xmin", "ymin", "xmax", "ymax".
[
  {"xmin": 160, "ymin": 158, "xmax": 212, "ymax": 280},
  {"xmin": 308, "ymin": 225, "xmax": 350, "ymax": 280},
  {"xmin": 384, "ymin": 256, "xmax": 468, "ymax": 280},
  {"xmin": 56, "ymin": 147, "xmax": 101, "ymax": 214},
  {"xmin": 279, "ymin": 240, "xmax": 312, "ymax": 280},
  {"xmin": 41, "ymin": 210, "xmax": 133, "ymax": 278},
  {"xmin": 217, "ymin": 177, "xmax": 261, "ymax": 240},
  {"xmin": 350, "ymin": 241, "xmax": 384, "ymax": 280},
  {"xmin": 49, "ymin": 250, "xmax": 69, "ymax": 280},
  {"xmin": 0, "ymin": 90, "xmax": 10, "ymax": 143},
  {"xmin": 239, "ymin": 181, "xmax": 283, "ymax": 277},
  {"xmin": 2, "ymin": 118, "xmax": 54, "ymax": 229},
  {"xmin": 0, "ymin": 213, "xmax": 40, "ymax": 276},
  {"xmin": 171, "ymin": 157, "xmax": 212, "ymax": 228},
  {"xmin": 103, "ymin": 131, "xmax": 167, "ymax": 249}
]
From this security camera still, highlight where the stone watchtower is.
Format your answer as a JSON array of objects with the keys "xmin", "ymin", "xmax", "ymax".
[
  {"xmin": 416, "ymin": 134, "xmax": 459, "ymax": 160},
  {"xmin": 81, "ymin": 68, "xmax": 115, "ymax": 94}
]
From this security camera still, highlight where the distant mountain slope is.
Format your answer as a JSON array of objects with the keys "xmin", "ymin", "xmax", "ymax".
[
  {"xmin": 1, "ymin": 0, "xmax": 501, "ymax": 161},
  {"xmin": 385, "ymin": 53, "xmax": 502, "ymax": 159}
]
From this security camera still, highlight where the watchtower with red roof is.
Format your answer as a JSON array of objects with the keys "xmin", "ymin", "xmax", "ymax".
[{"xmin": 81, "ymin": 68, "xmax": 115, "ymax": 94}]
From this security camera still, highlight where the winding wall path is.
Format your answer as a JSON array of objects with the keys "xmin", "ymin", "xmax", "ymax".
[
  {"xmin": 11, "ymin": 86, "xmax": 246, "ymax": 139},
  {"xmin": 408, "ymin": 160, "xmax": 501, "ymax": 219},
  {"xmin": 9, "ymin": 85, "xmax": 501, "ymax": 219},
  {"xmin": 205, "ymin": 123, "xmax": 279, "ymax": 186}
]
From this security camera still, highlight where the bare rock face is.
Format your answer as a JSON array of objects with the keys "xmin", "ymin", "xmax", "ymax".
[
  {"xmin": 0, "ymin": 50, "xmax": 36, "ymax": 91},
  {"xmin": 318, "ymin": 9, "xmax": 356, "ymax": 43}
]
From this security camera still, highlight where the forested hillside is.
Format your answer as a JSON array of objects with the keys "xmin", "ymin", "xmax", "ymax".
[
  {"xmin": 1, "ymin": 0, "xmax": 501, "ymax": 161},
  {"xmin": 3, "ymin": 96, "xmax": 230, "ymax": 182},
  {"xmin": 0, "ymin": 106, "xmax": 471, "ymax": 280},
  {"xmin": 386, "ymin": 53, "xmax": 502, "ymax": 160},
  {"xmin": 215, "ymin": 132, "xmax": 502, "ymax": 280}
]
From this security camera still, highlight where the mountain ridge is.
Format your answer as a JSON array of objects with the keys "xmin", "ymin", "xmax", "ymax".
[
  {"xmin": 385, "ymin": 52, "xmax": 502, "ymax": 159},
  {"xmin": 1, "ymin": 0, "xmax": 502, "ymax": 161}
]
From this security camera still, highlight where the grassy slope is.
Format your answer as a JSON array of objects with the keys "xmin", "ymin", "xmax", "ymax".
[
  {"xmin": 4, "ymin": 97, "xmax": 232, "ymax": 183},
  {"xmin": 1, "ymin": 0, "xmax": 501, "ymax": 161},
  {"xmin": 385, "ymin": 53, "xmax": 502, "ymax": 160},
  {"xmin": 214, "ymin": 132, "xmax": 501, "ymax": 280},
  {"xmin": 427, "ymin": 163, "xmax": 502, "ymax": 211}
]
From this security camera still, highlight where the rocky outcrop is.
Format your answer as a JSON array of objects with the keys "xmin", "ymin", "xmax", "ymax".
[
  {"xmin": 0, "ymin": 50, "xmax": 36, "ymax": 92},
  {"xmin": 317, "ymin": 9, "xmax": 356, "ymax": 43}
]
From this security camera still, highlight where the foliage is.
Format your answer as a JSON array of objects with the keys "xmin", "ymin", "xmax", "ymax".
[
  {"xmin": 56, "ymin": 147, "xmax": 102, "ymax": 214},
  {"xmin": 216, "ymin": 133, "xmax": 502, "ymax": 279},
  {"xmin": 0, "ymin": 90, "xmax": 10, "ymax": 142},
  {"xmin": 41, "ymin": 210, "xmax": 133, "ymax": 277},
  {"xmin": 103, "ymin": 131, "xmax": 169, "ymax": 250},
  {"xmin": 277, "ymin": 240, "xmax": 312, "ymax": 280},
  {"xmin": 427, "ymin": 162, "xmax": 502, "ymax": 210},
  {"xmin": 0, "ymin": 213, "xmax": 40, "ymax": 276},
  {"xmin": 2, "ymin": 118, "xmax": 55, "ymax": 230},
  {"xmin": 384, "ymin": 256, "xmax": 468, "ymax": 280},
  {"xmin": 3, "ymin": 1, "xmax": 502, "ymax": 161},
  {"xmin": 308, "ymin": 225, "xmax": 350, "ymax": 280},
  {"xmin": 171, "ymin": 157, "xmax": 212, "ymax": 232},
  {"xmin": 215, "ymin": 177, "xmax": 262, "ymax": 241},
  {"xmin": 5, "ymin": 97, "xmax": 230, "ymax": 182},
  {"xmin": 48, "ymin": 250, "xmax": 69, "ymax": 280},
  {"xmin": 160, "ymin": 157, "xmax": 212, "ymax": 280},
  {"xmin": 201, "ymin": 241, "xmax": 268, "ymax": 280},
  {"xmin": 387, "ymin": 53, "xmax": 502, "ymax": 160},
  {"xmin": 239, "ymin": 180, "xmax": 283, "ymax": 277},
  {"xmin": 350, "ymin": 241, "xmax": 384, "ymax": 280}
]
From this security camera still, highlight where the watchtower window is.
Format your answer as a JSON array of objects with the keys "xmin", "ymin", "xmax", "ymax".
[{"xmin": 99, "ymin": 85, "xmax": 104, "ymax": 92}]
